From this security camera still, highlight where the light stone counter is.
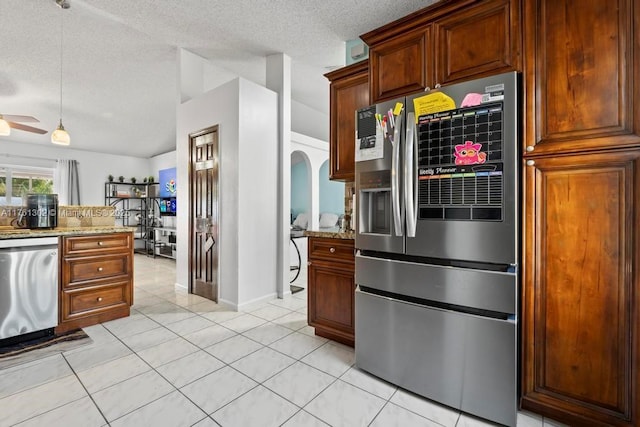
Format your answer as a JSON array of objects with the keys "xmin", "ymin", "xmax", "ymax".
[{"xmin": 304, "ymin": 227, "xmax": 355, "ymax": 240}]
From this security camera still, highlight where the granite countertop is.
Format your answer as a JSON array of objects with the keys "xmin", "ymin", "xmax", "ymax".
[
  {"xmin": 304, "ymin": 227, "xmax": 355, "ymax": 240},
  {"xmin": 0, "ymin": 226, "xmax": 135, "ymax": 240}
]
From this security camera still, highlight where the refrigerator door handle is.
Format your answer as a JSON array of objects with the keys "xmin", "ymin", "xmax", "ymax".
[
  {"xmin": 392, "ymin": 112, "xmax": 403, "ymax": 237},
  {"xmin": 405, "ymin": 112, "xmax": 417, "ymax": 237}
]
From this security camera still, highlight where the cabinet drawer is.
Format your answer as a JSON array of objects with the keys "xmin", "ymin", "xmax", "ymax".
[
  {"xmin": 62, "ymin": 283, "xmax": 129, "ymax": 318},
  {"xmin": 63, "ymin": 253, "xmax": 130, "ymax": 285},
  {"xmin": 308, "ymin": 238, "xmax": 354, "ymax": 263},
  {"xmin": 63, "ymin": 233, "xmax": 132, "ymax": 256}
]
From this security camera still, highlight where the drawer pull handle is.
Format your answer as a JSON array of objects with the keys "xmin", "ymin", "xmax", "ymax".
[
  {"xmin": 526, "ymin": 160, "xmax": 535, "ymax": 166},
  {"xmin": 97, "ymin": 267, "xmax": 103, "ymax": 272},
  {"xmin": 329, "ymin": 247, "xmax": 335, "ymax": 253},
  {"xmin": 98, "ymin": 242, "xmax": 104, "ymax": 246},
  {"xmin": 97, "ymin": 297, "xmax": 103, "ymax": 302},
  {"xmin": 525, "ymin": 145, "xmax": 535, "ymax": 152}
]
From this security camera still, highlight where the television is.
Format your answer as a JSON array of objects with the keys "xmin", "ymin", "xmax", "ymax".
[
  {"xmin": 159, "ymin": 198, "xmax": 176, "ymax": 216},
  {"xmin": 159, "ymin": 167, "xmax": 177, "ymax": 198}
]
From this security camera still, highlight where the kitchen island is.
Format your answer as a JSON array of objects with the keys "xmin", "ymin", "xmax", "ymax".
[
  {"xmin": 304, "ymin": 229, "xmax": 355, "ymax": 346},
  {"xmin": 0, "ymin": 210, "xmax": 135, "ymax": 339}
]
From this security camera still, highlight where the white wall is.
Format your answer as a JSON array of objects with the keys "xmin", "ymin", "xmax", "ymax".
[
  {"xmin": 0, "ymin": 140, "xmax": 150, "ymax": 206},
  {"xmin": 149, "ymin": 151, "xmax": 176, "ymax": 180},
  {"xmin": 291, "ymin": 100, "xmax": 329, "ymax": 142},
  {"xmin": 176, "ymin": 78, "xmax": 278, "ymax": 309}
]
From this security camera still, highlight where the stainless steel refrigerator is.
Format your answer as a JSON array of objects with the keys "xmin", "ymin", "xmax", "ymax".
[{"xmin": 354, "ymin": 72, "xmax": 519, "ymax": 427}]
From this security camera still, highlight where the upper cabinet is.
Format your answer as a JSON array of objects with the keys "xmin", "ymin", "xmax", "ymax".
[
  {"xmin": 362, "ymin": 0, "xmax": 521, "ymax": 103},
  {"xmin": 522, "ymin": 0, "xmax": 640, "ymax": 156},
  {"xmin": 324, "ymin": 61, "xmax": 369, "ymax": 181},
  {"xmin": 434, "ymin": 0, "xmax": 520, "ymax": 84}
]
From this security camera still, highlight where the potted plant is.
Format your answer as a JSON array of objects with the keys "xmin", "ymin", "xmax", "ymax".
[
  {"xmin": 143, "ymin": 177, "xmax": 148, "ymax": 183},
  {"xmin": 148, "ymin": 176, "xmax": 155, "ymax": 183},
  {"xmin": 118, "ymin": 176, "xmax": 125, "ymax": 183},
  {"xmin": 108, "ymin": 174, "xmax": 114, "ymax": 182},
  {"xmin": 131, "ymin": 177, "xmax": 137, "ymax": 184}
]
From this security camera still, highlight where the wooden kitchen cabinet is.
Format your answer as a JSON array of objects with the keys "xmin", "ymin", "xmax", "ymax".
[
  {"xmin": 522, "ymin": 0, "xmax": 640, "ymax": 156},
  {"xmin": 324, "ymin": 61, "xmax": 369, "ymax": 181},
  {"xmin": 307, "ymin": 237, "xmax": 355, "ymax": 346},
  {"xmin": 57, "ymin": 232, "xmax": 134, "ymax": 333},
  {"xmin": 362, "ymin": 0, "xmax": 520, "ymax": 103},
  {"xmin": 521, "ymin": 1, "xmax": 640, "ymax": 425},
  {"xmin": 522, "ymin": 150, "xmax": 640, "ymax": 426}
]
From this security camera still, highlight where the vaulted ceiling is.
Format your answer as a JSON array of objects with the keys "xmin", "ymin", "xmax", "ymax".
[{"xmin": 1, "ymin": 0, "xmax": 437, "ymax": 157}]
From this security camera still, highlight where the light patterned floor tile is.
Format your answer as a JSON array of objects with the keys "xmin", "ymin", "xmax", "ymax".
[
  {"xmin": 268, "ymin": 331, "xmax": 327, "ymax": 360},
  {"xmin": 136, "ymin": 337, "xmax": 199, "ymax": 367},
  {"xmin": 248, "ymin": 304, "xmax": 294, "ymax": 321},
  {"xmin": 242, "ymin": 322, "xmax": 293, "ymax": 345},
  {"xmin": 370, "ymin": 402, "xmax": 441, "ymax": 427},
  {"xmin": 231, "ymin": 347, "xmax": 296, "ymax": 382},
  {"xmin": 12, "ymin": 396, "xmax": 105, "ymax": 427},
  {"xmin": 0, "ymin": 354, "xmax": 72, "ymax": 399},
  {"xmin": 64, "ymin": 340, "xmax": 132, "ymax": 373},
  {"xmin": 110, "ymin": 390, "xmax": 206, "ymax": 427},
  {"xmin": 301, "ymin": 342, "xmax": 355, "ymax": 377},
  {"xmin": 390, "ymin": 389, "xmax": 460, "ymax": 427},
  {"xmin": 204, "ymin": 335, "xmax": 263, "ymax": 364},
  {"xmin": 156, "ymin": 350, "xmax": 224, "ymax": 388},
  {"xmin": 120, "ymin": 326, "xmax": 178, "ymax": 352},
  {"xmin": 305, "ymin": 379, "xmax": 386, "ymax": 427},
  {"xmin": 272, "ymin": 311, "xmax": 308, "ymax": 330},
  {"xmin": 164, "ymin": 315, "xmax": 215, "ymax": 336},
  {"xmin": 183, "ymin": 324, "xmax": 237, "ymax": 348},
  {"xmin": 102, "ymin": 313, "xmax": 159, "ymax": 338},
  {"xmin": 340, "ymin": 366, "xmax": 397, "ymax": 400},
  {"xmin": 180, "ymin": 366, "xmax": 257, "ymax": 415},
  {"xmin": 220, "ymin": 313, "xmax": 267, "ymax": 333},
  {"xmin": 212, "ymin": 385, "xmax": 298, "ymax": 427},
  {"xmin": 77, "ymin": 354, "xmax": 151, "ymax": 394},
  {"xmin": 91, "ymin": 370, "xmax": 174, "ymax": 422},
  {"xmin": 0, "ymin": 375, "xmax": 87, "ymax": 427},
  {"xmin": 263, "ymin": 361, "xmax": 335, "ymax": 407},
  {"xmin": 200, "ymin": 309, "xmax": 244, "ymax": 323},
  {"xmin": 281, "ymin": 410, "xmax": 330, "ymax": 427}
]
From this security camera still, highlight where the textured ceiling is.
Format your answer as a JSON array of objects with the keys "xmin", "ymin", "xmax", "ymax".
[{"xmin": 1, "ymin": 0, "xmax": 437, "ymax": 158}]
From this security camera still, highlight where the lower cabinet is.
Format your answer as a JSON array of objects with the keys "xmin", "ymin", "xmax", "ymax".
[
  {"xmin": 307, "ymin": 237, "xmax": 355, "ymax": 347},
  {"xmin": 522, "ymin": 150, "xmax": 640, "ymax": 426},
  {"xmin": 57, "ymin": 232, "xmax": 134, "ymax": 333}
]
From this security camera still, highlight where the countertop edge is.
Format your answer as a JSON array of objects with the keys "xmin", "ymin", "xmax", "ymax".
[
  {"xmin": 304, "ymin": 229, "xmax": 355, "ymax": 240},
  {"xmin": 0, "ymin": 227, "xmax": 135, "ymax": 240}
]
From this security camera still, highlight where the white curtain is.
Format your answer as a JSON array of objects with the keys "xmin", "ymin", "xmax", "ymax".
[{"xmin": 54, "ymin": 159, "xmax": 81, "ymax": 205}]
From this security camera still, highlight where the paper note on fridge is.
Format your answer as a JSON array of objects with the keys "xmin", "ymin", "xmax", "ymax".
[{"xmin": 413, "ymin": 92, "xmax": 456, "ymax": 121}]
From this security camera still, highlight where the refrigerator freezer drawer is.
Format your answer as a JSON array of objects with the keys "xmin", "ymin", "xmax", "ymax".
[
  {"xmin": 356, "ymin": 253, "xmax": 516, "ymax": 314},
  {"xmin": 355, "ymin": 288, "xmax": 517, "ymax": 427}
]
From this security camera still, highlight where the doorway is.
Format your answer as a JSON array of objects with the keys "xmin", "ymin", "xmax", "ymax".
[{"xmin": 189, "ymin": 125, "xmax": 219, "ymax": 301}]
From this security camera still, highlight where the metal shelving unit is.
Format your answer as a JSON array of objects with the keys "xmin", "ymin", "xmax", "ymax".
[{"xmin": 104, "ymin": 182, "xmax": 159, "ymax": 255}]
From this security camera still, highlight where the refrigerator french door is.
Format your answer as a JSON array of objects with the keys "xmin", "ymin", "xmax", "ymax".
[{"xmin": 355, "ymin": 72, "xmax": 520, "ymax": 427}]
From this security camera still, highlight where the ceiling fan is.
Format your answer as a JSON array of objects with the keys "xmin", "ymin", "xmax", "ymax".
[{"xmin": 0, "ymin": 114, "xmax": 48, "ymax": 136}]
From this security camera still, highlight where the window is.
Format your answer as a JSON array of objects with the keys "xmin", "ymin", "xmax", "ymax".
[{"xmin": 0, "ymin": 166, "xmax": 55, "ymax": 205}]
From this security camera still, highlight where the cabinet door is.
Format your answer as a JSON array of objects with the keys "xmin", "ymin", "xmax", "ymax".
[
  {"xmin": 523, "ymin": 0, "xmax": 640, "ymax": 155},
  {"xmin": 369, "ymin": 27, "xmax": 432, "ymax": 103},
  {"xmin": 522, "ymin": 150, "xmax": 640, "ymax": 426},
  {"xmin": 434, "ymin": 0, "xmax": 520, "ymax": 85},
  {"xmin": 308, "ymin": 259, "xmax": 355, "ymax": 346},
  {"xmin": 325, "ymin": 61, "xmax": 369, "ymax": 181}
]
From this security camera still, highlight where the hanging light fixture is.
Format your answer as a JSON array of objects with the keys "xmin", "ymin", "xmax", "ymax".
[{"xmin": 51, "ymin": 0, "xmax": 71, "ymax": 145}]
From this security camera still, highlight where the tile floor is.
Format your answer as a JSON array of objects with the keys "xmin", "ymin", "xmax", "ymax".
[{"xmin": 0, "ymin": 255, "xmax": 565, "ymax": 427}]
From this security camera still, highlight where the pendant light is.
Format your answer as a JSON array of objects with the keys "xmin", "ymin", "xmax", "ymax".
[{"xmin": 51, "ymin": 0, "xmax": 70, "ymax": 145}]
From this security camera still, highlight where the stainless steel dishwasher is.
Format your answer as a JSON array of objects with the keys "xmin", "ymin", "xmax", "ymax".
[{"xmin": 0, "ymin": 237, "xmax": 59, "ymax": 342}]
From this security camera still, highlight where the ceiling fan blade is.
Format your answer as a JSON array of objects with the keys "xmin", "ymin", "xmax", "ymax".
[
  {"xmin": 1, "ymin": 114, "xmax": 40, "ymax": 123},
  {"xmin": 8, "ymin": 121, "xmax": 48, "ymax": 135}
]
